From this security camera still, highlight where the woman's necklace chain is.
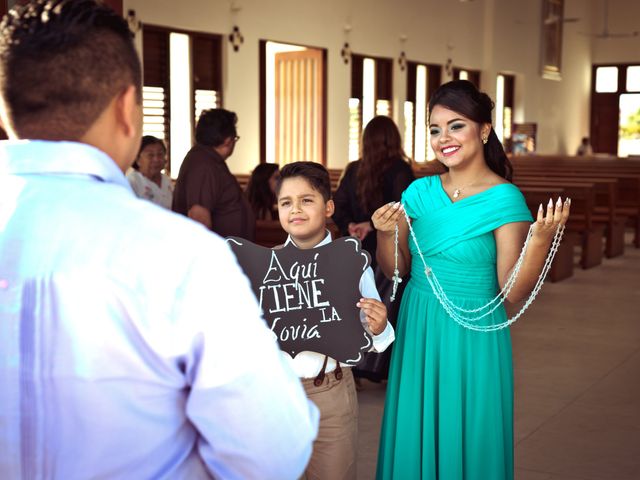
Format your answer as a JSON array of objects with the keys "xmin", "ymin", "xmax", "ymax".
[
  {"xmin": 451, "ymin": 175, "xmax": 487, "ymax": 200},
  {"xmin": 390, "ymin": 205, "xmax": 565, "ymax": 332}
]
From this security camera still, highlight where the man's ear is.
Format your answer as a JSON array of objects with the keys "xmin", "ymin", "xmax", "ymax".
[
  {"xmin": 115, "ymin": 85, "xmax": 140, "ymax": 139},
  {"xmin": 325, "ymin": 199, "xmax": 335, "ymax": 217}
]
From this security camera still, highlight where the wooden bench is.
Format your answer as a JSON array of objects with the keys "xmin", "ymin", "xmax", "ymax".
[
  {"xmin": 514, "ymin": 174, "xmax": 625, "ymax": 258},
  {"xmin": 519, "ymin": 186, "xmax": 576, "ymax": 282},
  {"xmin": 511, "ymin": 155, "xmax": 640, "ymax": 248},
  {"xmin": 513, "ymin": 179, "xmax": 604, "ymax": 269}
]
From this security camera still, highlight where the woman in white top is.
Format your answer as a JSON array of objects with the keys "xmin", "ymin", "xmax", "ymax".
[{"xmin": 127, "ymin": 136, "xmax": 173, "ymax": 208}]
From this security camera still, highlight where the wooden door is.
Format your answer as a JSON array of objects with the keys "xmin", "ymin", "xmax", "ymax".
[
  {"xmin": 590, "ymin": 93, "xmax": 619, "ymax": 154},
  {"xmin": 274, "ymin": 49, "xmax": 324, "ymax": 165}
]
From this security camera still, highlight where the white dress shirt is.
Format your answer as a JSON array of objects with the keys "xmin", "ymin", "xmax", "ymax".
[
  {"xmin": 126, "ymin": 168, "xmax": 174, "ymax": 209},
  {"xmin": 0, "ymin": 140, "xmax": 319, "ymax": 480},
  {"xmin": 282, "ymin": 233, "xmax": 395, "ymax": 378}
]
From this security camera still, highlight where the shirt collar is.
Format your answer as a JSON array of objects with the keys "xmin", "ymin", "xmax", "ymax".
[
  {"xmin": 0, "ymin": 139, "xmax": 131, "ymax": 190},
  {"xmin": 284, "ymin": 230, "xmax": 333, "ymax": 249}
]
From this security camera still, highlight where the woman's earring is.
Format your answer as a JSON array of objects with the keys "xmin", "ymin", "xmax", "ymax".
[{"xmin": 482, "ymin": 136, "xmax": 488, "ymax": 145}]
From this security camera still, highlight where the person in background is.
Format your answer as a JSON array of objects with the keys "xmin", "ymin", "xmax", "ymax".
[
  {"xmin": 576, "ymin": 136, "xmax": 593, "ymax": 156},
  {"xmin": 332, "ymin": 116, "xmax": 415, "ymax": 382},
  {"xmin": 172, "ymin": 108, "xmax": 255, "ymax": 240},
  {"xmin": 275, "ymin": 162, "xmax": 395, "ymax": 480},
  {"xmin": 0, "ymin": 1, "xmax": 318, "ymax": 478},
  {"xmin": 127, "ymin": 135, "xmax": 173, "ymax": 208},
  {"xmin": 246, "ymin": 162, "xmax": 280, "ymax": 220}
]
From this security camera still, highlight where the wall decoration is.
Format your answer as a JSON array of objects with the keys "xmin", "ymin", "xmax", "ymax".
[{"xmin": 540, "ymin": 0, "xmax": 564, "ymax": 80}]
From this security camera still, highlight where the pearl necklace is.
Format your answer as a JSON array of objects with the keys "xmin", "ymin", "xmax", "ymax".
[{"xmin": 390, "ymin": 205, "xmax": 565, "ymax": 332}]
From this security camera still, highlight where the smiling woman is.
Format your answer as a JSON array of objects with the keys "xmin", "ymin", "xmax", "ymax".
[{"xmin": 374, "ymin": 80, "xmax": 571, "ymax": 480}]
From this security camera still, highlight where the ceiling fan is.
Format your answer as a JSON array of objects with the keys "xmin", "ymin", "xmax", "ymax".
[
  {"xmin": 543, "ymin": 13, "xmax": 580, "ymax": 26},
  {"xmin": 582, "ymin": 0, "xmax": 639, "ymax": 39}
]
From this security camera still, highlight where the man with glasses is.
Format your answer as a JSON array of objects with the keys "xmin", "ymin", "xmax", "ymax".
[{"xmin": 173, "ymin": 108, "xmax": 255, "ymax": 240}]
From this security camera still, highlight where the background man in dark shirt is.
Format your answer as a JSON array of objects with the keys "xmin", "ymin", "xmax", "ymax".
[{"xmin": 172, "ymin": 109, "xmax": 255, "ymax": 240}]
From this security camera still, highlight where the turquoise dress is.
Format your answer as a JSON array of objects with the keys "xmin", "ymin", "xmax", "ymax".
[{"xmin": 377, "ymin": 175, "xmax": 533, "ymax": 480}]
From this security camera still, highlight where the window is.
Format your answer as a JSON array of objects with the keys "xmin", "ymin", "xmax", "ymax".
[
  {"xmin": 595, "ymin": 66, "xmax": 618, "ymax": 93},
  {"xmin": 453, "ymin": 67, "xmax": 481, "ymax": 89},
  {"xmin": 349, "ymin": 54, "xmax": 393, "ymax": 160},
  {"xmin": 142, "ymin": 25, "xmax": 222, "ymax": 177},
  {"xmin": 495, "ymin": 74, "xmax": 515, "ymax": 147},
  {"xmin": 405, "ymin": 62, "xmax": 442, "ymax": 162},
  {"xmin": 626, "ymin": 66, "xmax": 640, "ymax": 92}
]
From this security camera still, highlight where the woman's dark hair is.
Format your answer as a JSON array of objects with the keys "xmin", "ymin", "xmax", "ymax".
[
  {"xmin": 428, "ymin": 80, "xmax": 513, "ymax": 181},
  {"xmin": 276, "ymin": 161, "xmax": 331, "ymax": 202},
  {"xmin": 132, "ymin": 135, "xmax": 166, "ymax": 170},
  {"xmin": 246, "ymin": 163, "xmax": 279, "ymax": 220},
  {"xmin": 357, "ymin": 116, "xmax": 411, "ymax": 212}
]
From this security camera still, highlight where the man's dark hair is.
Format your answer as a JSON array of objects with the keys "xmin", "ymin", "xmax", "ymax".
[
  {"xmin": 276, "ymin": 161, "xmax": 331, "ymax": 202},
  {"xmin": 195, "ymin": 109, "xmax": 238, "ymax": 147},
  {"xmin": 0, "ymin": 0, "xmax": 141, "ymax": 140}
]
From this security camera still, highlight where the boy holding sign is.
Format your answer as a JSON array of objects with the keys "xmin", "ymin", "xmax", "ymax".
[{"xmin": 275, "ymin": 162, "xmax": 395, "ymax": 479}]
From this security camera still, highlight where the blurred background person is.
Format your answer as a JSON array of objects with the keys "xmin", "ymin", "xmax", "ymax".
[
  {"xmin": 172, "ymin": 108, "xmax": 255, "ymax": 240},
  {"xmin": 332, "ymin": 115, "xmax": 415, "ymax": 383},
  {"xmin": 246, "ymin": 162, "xmax": 280, "ymax": 220},
  {"xmin": 576, "ymin": 136, "xmax": 593, "ymax": 156},
  {"xmin": 127, "ymin": 135, "xmax": 173, "ymax": 208}
]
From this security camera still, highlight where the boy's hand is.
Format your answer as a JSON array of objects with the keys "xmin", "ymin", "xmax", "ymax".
[{"xmin": 357, "ymin": 298, "xmax": 388, "ymax": 336}]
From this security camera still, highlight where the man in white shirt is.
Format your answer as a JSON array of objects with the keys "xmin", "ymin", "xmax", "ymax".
[{"xmin": 0, "ymin": 1, "xmax": 318, "ymax": 479}]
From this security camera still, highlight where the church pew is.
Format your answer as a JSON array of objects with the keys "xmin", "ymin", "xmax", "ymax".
[
  {"xmin": 235, "ymin": 173, "xmax": 250, "ymax": 191},
  {"xmin": 513, "ymin": 174, "xmax": 625, "ymax": 258},
  {"xmin": 513, "ymin": 179, "xmax": 604, "ymax": 269},
  {"xmin": 520, "ymin": 186, "xmax": 576, "ymax": 282},
  {"xmin": 513, "ymin": 165, "xmax": 640, "ymax": 248}
]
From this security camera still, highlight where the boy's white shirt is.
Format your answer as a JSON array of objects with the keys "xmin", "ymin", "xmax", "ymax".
[{"xmin": 281, "ymin": 231, "xmax": 395, "ymax": 378}]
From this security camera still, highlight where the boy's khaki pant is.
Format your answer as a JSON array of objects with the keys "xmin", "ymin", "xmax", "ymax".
[{"xmin": 301, "ymin": 367, "xmax": 358, "ymax": 480}]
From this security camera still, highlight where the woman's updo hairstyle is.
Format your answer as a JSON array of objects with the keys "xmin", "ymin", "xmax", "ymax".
[{"xmin": 428, "ymin": 80, "xmax": 513, "ymax": 181}]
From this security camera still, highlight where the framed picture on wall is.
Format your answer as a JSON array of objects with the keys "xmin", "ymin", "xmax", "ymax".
[{"xmin": 540, "ymin": 0, "xmax": 564, "ymax": 80}]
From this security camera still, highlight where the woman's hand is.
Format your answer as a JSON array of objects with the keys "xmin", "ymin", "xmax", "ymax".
[
  {"xmin": 348, "ymin": 221, "xmax": 373, "ymax": 240},
  {"xmin": 531, "ymin": 197, "xmax": 571, "ymax": 244},
  {"xmin": 357, "ymin": 298, "xmax": 388, "ymax": 335},
  {"xmin": 371, "ymin": 202, "xmax": 404, "ymax": 234}
]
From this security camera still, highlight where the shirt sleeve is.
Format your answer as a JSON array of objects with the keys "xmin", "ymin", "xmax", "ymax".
[
  {"xmin": 127, "ymin": 171, "xmax": 144, "ymax": 198},
  {"xmin": 177, "ymin": 235, "xmax": 319, "ymax": 479},
  {"xmin": 358, "ymin": 266, "xmax": 395, "ymax": 353},
  {"xmin": 331, "ymin": 163, "xmax": 356, "ymax": 235},
  {"xmin": 184, "ymin": 162, "xmax": 222, "ymax": 213},
  {"xmin": 390, "ymin": 163, "xmax": 416, "ymax": 201}
]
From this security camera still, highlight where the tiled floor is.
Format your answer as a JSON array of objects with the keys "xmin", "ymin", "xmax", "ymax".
[{"xmin": 356, "ymin": 243, "xmax": 640, "ymax": 480}]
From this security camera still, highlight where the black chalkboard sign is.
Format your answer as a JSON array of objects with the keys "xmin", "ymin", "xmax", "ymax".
[{"xmin": 226, "ymin": 237, "xmax": 373, "ymax": 364}]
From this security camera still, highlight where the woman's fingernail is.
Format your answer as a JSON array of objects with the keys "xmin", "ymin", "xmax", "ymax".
[
  {"xmin": 538, "ymin": 203, "xmax": 543, "ymax": 212},
  {"xmin": 548, "ymin": 198, "xmax": 553, "ymax": 208},
  {"xmin": 556, "ymin": 197, "xmax": 562, "ymax": 208}
]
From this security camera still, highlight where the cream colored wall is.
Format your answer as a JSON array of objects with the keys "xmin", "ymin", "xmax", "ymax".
[
  {"xmin": 487, "ymin": 0, "xmax": 593, "ymax": 154},
  {"xmin": 125, "ymin": 0, "xmax": 486, "ymax": 173},
  {"xmin": 591, "ymin": 0, "xmax": 640, "ymax": 64},
  {"xmin": 125, "ymin": 0, "xmax": 601, "ymax": 171}
]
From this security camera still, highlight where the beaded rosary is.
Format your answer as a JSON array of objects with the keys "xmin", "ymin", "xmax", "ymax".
[{"xmin": 389, "ymin": 205, "xmax": 566, "ymax": 332}]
